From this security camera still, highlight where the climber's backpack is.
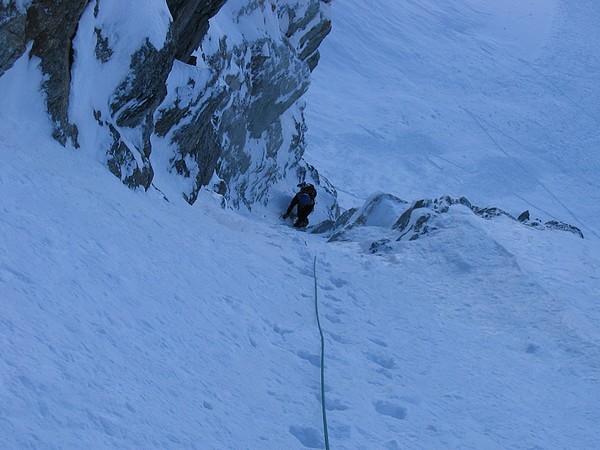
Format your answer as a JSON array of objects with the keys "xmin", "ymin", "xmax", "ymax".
[{"xmin": 299, "ymin": 183, "xmax": 317, "ymax": 202}]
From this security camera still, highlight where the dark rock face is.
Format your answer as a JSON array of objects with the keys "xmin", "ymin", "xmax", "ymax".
[
  {"xmin": 91, "ymin": 110, "xmax": 154, "ymax": 190},
  {"xmin": 279, "ymin": 0, "xmax": 332, "ymax": 71},
  {"xmin": 109, "ymin": 0, "xmax": 229, "ymax": 129},
  {"xmin": 111, "ymin": 40, "xmax": 172, "ymax": 129},
  {"xmin": 517, "ymin": 210, "xmax": 530, "ymax": 222},
  {"xmin": 0, "ymin": 2, "xmax": 27, "ymax": 78},
  {"xmin": 158, "ymin": 86, "xmax": 225, "ymax": 204},
  {"xmin": 28, "ymin": 0, "xmax": 89, "ymax": 146},
  {"xmin": 2, "ymin": 0, "xmax": 89, "ymax": 146},
  {"xmin": 167, "ymin": 0, "xmax": 228, "ymax": 63},
  {"xmin": 105, "ymin": 41, "xmax": 172, "ymax": 190}
]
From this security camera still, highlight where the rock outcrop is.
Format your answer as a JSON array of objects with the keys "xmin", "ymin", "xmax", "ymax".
[
  {"xmin": 1, "ymin": 0, "xmax": 89, "ymax": 146},
  {"xmin": 314, "ymin": 194, "xmax": 584, "ymax": 254},
  {"xmin": 0, "ymin": 2, "xmax": 27, "ymax": 79},
  {"xmin": 167, "ymin": 0, "xmax": 228, "ymax": 63},
  {"xmin": 0, "ymin": 0, "xmax": 336, "ymax": 218},
  {"xmin": 155, "ymin": 0, "xmax": 334, "ymax": 209}
]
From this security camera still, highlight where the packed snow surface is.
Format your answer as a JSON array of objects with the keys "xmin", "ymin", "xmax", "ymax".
[
  {"xmin": 305, "ymin": 0, "xmax": 600, "ymax": 241},
  {"xmin": 1, "ymin": 0, "xmax": 600, "ymax": 449}
]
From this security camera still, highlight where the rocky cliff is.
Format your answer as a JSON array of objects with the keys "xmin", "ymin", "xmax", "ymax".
[{"xmin": 0, "ymin": 0, "xmax": 336, "ymax": 216}]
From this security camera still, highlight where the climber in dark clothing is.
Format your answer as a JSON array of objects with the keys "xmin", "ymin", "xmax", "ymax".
[{"xmin": 282, "ymin": 182, "xmax": 317, "ymax": 228}]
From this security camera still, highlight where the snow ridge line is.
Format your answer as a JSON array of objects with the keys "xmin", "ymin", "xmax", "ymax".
[{"xmin": 312, "ymin": 255, "xmax": 331, "ymax": 450}]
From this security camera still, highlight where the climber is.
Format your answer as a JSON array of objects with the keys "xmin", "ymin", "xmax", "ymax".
[{"xmin": 282, "ymin": 182, "xmax": 317, "ymax": 228}]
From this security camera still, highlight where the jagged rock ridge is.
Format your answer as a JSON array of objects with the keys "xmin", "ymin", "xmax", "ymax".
[{"xmin": 313, "ymin": 194, "xmax": 584, "ymax": 254}]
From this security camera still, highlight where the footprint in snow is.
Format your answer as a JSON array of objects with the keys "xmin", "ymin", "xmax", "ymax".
[
  {"xmin": 281, "ymin": 256, "xmax": 295, "ymax": 266},
  {"xmin": 318, "ymin": 283, "xmax": 334, "ymax": 291},
  {"xmin": 329, "ymin": 276, "xmax": 349, "ymax": 288},
  {"xmin": 267, "ymin": 320, "xmax": 293, "ymax": 337},
  {"xmin": 368, "ymin": 337, "xmax": 389, "ymax": 347},
  {"xmin": 289, "ymin": 425, "xmax": 324, "ymax": 448},
  {"xmin": 374, "ymin": 401, "xmax": 407, "ymax": 420},
  {"xmin": 296, "ymin": 350, "xmax": 320, "ymax": 368},
  {"xmin": 300, "ymin": 267, "xmax": 313, "ymax": 277},
  {"xmin": 366, "ymin": 352, "xmax": 396, "ymax": 370},
  {"xmin": 326, "ymin": 331, "xmax": 348, "ymax": 344},
  {"xmin": 325, "ymin": 398, "xmax": 349, "ymax": 411},
  {"xmin": 385, "ymin": 439, "xmax": 402, "ymax": 449},
  {"xmin": 325, "ymin": 293, "xmax": 343, "ymax": 303},
  {"xmin": 325, "ymin": 314, "xmax": 343, "ymax": 324},
  {"xmin": 526, "ymin": 343, "xmax": 540, "ymax": 354}
]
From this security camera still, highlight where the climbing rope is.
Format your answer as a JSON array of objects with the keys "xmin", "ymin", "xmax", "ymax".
[{"xmin": 313, "ymin": 255, "xmax": 331, "ymax": 450}]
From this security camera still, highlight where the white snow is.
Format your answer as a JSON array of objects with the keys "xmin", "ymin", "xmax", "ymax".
[
  {"xmin": 305, "ymin": 0, "xmax": 600, "ymax": 240},
  {"xmin": 1, "ymin": 0, "xmax": 600, "ymax": 449}
]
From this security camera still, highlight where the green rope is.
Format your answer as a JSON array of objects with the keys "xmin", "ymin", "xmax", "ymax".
[{"xmin": 313, "ymin": 255, "xmax": 331, "ymax": 450}]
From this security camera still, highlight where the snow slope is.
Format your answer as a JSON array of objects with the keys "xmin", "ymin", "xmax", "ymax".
[
  {"xmin": 305, "ymin": 0, "xmax": 600, "ymax": 240},
  {"xmin": 2, "ymin": 0, "xmax": 600, "ymax": 449}
]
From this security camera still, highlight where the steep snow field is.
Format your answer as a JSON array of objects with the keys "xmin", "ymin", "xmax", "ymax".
[
  {"xmin": 305, "ymin": 0, "xmax": 600, "ymax": 239},
  {"xmin": 2, "ymin": 1, "xmax": 600, "ymax": 449}
]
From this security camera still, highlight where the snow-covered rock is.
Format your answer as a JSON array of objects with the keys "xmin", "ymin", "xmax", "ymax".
[
  {"xmin": 316, "ymin": 194, "xmax": 583, "ymax": 254},
  {"xmin": 0, "ymin": 0, "xmax": 335, "ymax": 215},
  {"xmin": 154, "ymin": 0, "xmax": 333, "ymax": 209}
]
